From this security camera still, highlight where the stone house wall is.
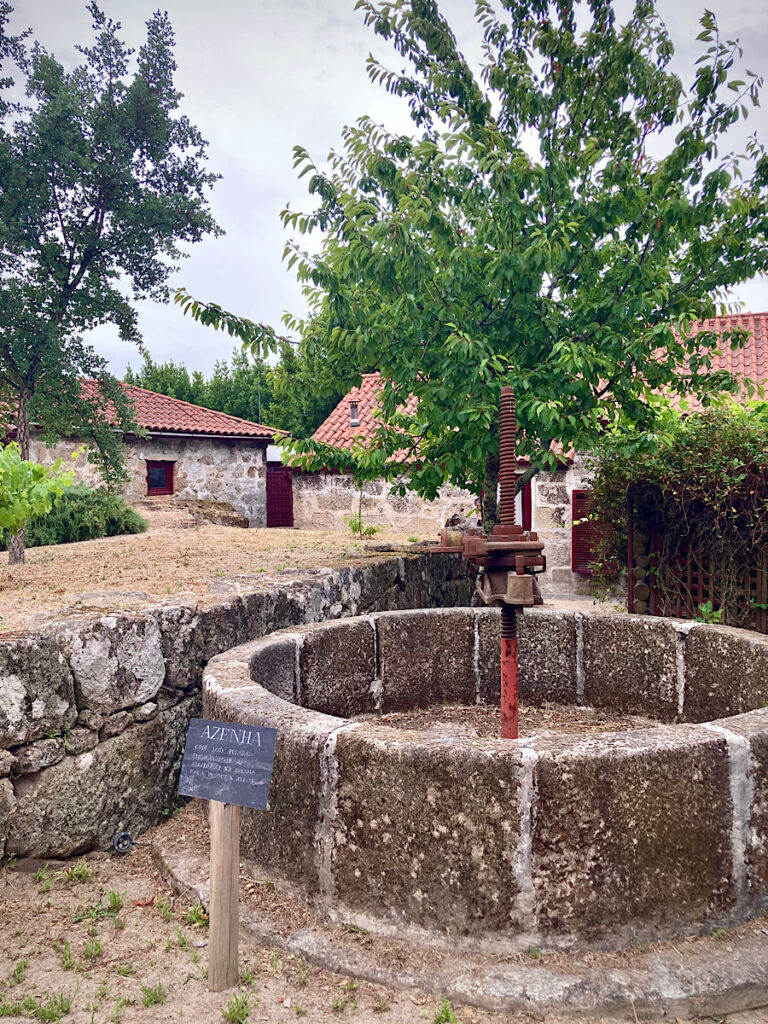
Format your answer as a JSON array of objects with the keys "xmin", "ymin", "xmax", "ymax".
[
  {"xmin": 292, "ymin": 471, "xmax": 478, "ymax": 535},
  {"xmin": 30, "ymin": 432, "xmax": 268, "ymax": 526}
]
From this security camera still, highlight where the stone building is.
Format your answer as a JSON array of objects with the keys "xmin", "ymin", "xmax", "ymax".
[{"xmin": 28, "ymin": 381, "xmax": 282, "ymax": 527}]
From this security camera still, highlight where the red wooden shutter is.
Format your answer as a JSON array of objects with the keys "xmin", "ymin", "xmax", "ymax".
[{"xmin": 572, "ymin": 489, "xmax": 597, "ymax": 575}]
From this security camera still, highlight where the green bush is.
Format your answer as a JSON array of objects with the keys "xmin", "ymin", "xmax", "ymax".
[{"xmin": 0, "ymin": 485, "xmax": 148, "ymax": 550}]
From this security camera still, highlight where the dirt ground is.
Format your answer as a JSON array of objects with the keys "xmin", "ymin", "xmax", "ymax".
[
  {"xmin": 1, "ymin": 806, "xmax": 766, "ymax": 1024},
  {"xmin": 352, "ymin": 703, "xmax": 657, "ymax": 739},
  {"xmin": 0, "ymin": 499, "xmax": 432, "ymax": 634}
]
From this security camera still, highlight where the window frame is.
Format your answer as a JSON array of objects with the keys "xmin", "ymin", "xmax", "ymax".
[{"xmin": 146, "ymin": 460, "xmax": 174, "ymax": 496}]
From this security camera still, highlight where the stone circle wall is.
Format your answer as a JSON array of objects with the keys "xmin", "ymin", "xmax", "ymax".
[
  {"xmin": 0, "ymin": 554, "xmax": 473, "ymax": 858},
  {"xmin": 204, "ymin": 608, "xmax": 768, "ymax": 953}
]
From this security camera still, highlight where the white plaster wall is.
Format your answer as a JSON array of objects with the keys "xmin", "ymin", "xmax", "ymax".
[
  {"xmin": 29, "ymin": 433, "xmax": 268, "ymax": 527},
  {"xmin": 292, "ymin": 471, "xmax": 478, "ymax": 535}
]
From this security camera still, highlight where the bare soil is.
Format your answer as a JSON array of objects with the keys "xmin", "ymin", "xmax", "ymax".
[
  {"xmin": 352, "ymin": 703, "xmax": 658, "ymax": 739},
  {"xmin": 0, "ymin": 499, "xmax": 432, "ymax": 634}
]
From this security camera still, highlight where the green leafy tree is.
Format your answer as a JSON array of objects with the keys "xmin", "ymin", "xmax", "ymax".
[
  {"xmin": 0, "ymin": 443, "xmax": 75, "ymax": 561},
  {"xmin": 124, "ymin": 356, "xmax": 207, "ymax": 406},
  {"xmin": 0, "ymin": 2, "xmax": 220, "ymax": 561},
  {"xmin": 180, "ymin": 0, "xmax": 768, "ymax": 528}
]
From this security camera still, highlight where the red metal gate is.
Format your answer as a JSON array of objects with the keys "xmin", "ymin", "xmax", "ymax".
[{"xmin": 266, "ymin": 463, "xmax": 293, "ymax": 528}]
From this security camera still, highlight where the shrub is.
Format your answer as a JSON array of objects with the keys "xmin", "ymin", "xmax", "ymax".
[{"xmin": 0, "ymin": 484, "xmax": 147, "ymax": 551}]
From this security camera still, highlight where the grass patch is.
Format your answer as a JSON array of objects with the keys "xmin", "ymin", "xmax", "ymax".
[
  {"xmin": 184, "ymin": 901, "xmax": 209, "ymax": 928},
  {"xmin": 140, "ymin": 983, "xmax": 167, "ymax": 1008},
  {"xmin": 222, "ymin": 991, "xmax": 251, "ymax": 1023}
]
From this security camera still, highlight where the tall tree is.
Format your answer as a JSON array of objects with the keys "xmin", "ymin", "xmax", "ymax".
[
  {"xmin": 0, "ymin": 2, "xmax": 220, "ymax": 561},
  {"xmin": 182, "ymin": 0, "xmax": 768, "ymax": 526}
]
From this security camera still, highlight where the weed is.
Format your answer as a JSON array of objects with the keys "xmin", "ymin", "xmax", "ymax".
[
  {"xmin": 109, "ymin": 997, "xmax": 135, "ymax": 1023},
  {"xmin": 184, "ymin": 901, "xmax": 209, "ymax": 928},
  {"xmin": 526, "ymin": 944, "xmax": 543, "ymax": 960},
  {"xmin": 7, "ymin": 960, "xmax": 27, "ymax": 986},
  {"xmin": 175, "ymin": 926, "xmax": 189, "ymax": 949},
  {"xmin": 374, "ymin": 995, "xmax": 390, "ymax": 1013},
  {"xmin": 64, "ymin": 860, "xmax": 90, "ymax": 884},
  {"xmin": 407, "ymin": 536, "xmax": 420, "ymax": 544},
  {"xmin": 84, "ymin": 937, "xmax": 103, "ymax": 960},
  {"xmin": 222, "ymin": 991, "xmax": 251, "ymax": 1023},
  {"xmin": 695, "ymin": 600, "xmax": 724, "ymax": 624},
  {"xmin": 96, "ymin": 980, "xmax": 109, "ymax": 1000},
  {"xmin": 342, "ymin": 923, "xmax": 369, "ymax": 937},
  {"xmin": 60, "ymin": 941, "xmax": 75, "ymax": 970},
  {"xmin": 295, "ymin": 1007, "xmax": 307, "ymax": 1018},
  {"xmin": 107, "ymin": 891, "xmax": 124, "ymax": 913},
  {"xmin": 158, "ymin": 900, "xmax": 172, "ymax": 922},
  {"xmin": 240, "ymin": 968, "xmax": 258, "ymax": 987},
  {"xmin": 0, "ymin": 993, "xmax": 73, "ymax": 1021},
  {"xmin": 116, "ymin": 963, "xmax": 134, "ymax": 977},
  {"xmin": 34, "ymin": 867, "xmax": 51, "ymax": 893},
  {"xmin": 711, "ymin": 928, "xmax": 728, "ymax": 940},
  {"xmin": 141, "ymin": 983, "xmax": 167, "ymax": 1007},
  {"xmin": 433, "ymin": 999, "xmax": 458, "ymax": 1024}
]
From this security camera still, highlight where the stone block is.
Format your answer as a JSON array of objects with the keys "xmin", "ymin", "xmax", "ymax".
[
  {"xmin": 61, "ymin": 613, "xmax": 165, "ymax": 716},
  {"xmin": 530, "ymin": 726, "xmax": 733, "ymax": 945},
  {"xmin": 581, "ymin": 615, "xmax": 678, "ymax": 720},
  {"xmin": 333, "ymin": 727, "xmax": 523, "ymax": 936},
  {"xmin": 711, "ymin": 708, "xmax": 768, "ymax": 904},
  {"xmin": 0, "ymin": 779, "xmax": 16, "ymax": 855},
  {"xmin": 475, "ymin": 609, "xmax": 500, "ymax": 704},
  {"xmin": 99, "ymin": 711, "xmax": 133, "ymax": 740},
  {"xmin": 64, "ymin": 728, "xmax": 99, "ymax": 755},
  {"xmin": 0, "ymin": 750, "xmax": 16, "ymax": 776},
  {"xmin": 133, "ymin": 702, "xmax": 157, "ymax": 722},
  {"xmin": 249, "ymin": 635, "xmax": 297, "ymax": 703},
  {"xmin": 77, "ymin": 710, "xmax": 103, "ymax": 731},
  {"xmin": 299, "ymin": 619, "xmax": 377, "ymax": 717},
  {"xmin": 0, "ymin": 636, "xmax": 76, "ymax": 747},
  {"xmin": 157, "ymin": 603, "xmax": 205, "ymax": 690},
  {"xmin": 376, "ymin": 609, "xmax": 475, "ymax": 712},
  {"xmin": 12, "ymin": 738, "xmax": 66, "ymax": 775},
  {"xmin": 518, "ymin": 609, "xmax": 578, "ymax": 705},
  {"xmin": 683, "ymin": 627, "xmax": 768, "ymax": 723},
  {"xmin": 206, "ymin": 674, "xmax": 340, "ymax": 892},
  {"xmin": 7, "ymin": 696, "xmax": 199, "ymax": 858}
]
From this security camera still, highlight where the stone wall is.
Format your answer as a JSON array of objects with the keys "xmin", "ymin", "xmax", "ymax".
[
  {"xmin": 292, "ymin": 471, "xmax": 477, "ymax": 535},
  {"xmin": 30, "ymin": 432, "xmax": 269, "ymax": 526},
  {"xmin": 205, "ymin": 608, "xmax": 768, "ymax": 953},
  {"xmin": 0, "ymin": 554, "xmax": 472, "ymax": 858}
]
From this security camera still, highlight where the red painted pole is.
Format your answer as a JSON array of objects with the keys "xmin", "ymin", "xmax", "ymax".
[{"xmin": 498, "ymin": 386, "xmax": 519, "ymax": 740}]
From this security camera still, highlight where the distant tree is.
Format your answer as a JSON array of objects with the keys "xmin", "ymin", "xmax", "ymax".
[
  {"xmin": 181, "ymin": 0, "xmax": 768, "ymax": 530},
  {"xmin": 124, "ymin": 356, "xmax": 207, "ymax": 406},
  {"xmin": 0, "ymin": 2, "xmax": 220, "ymax": 561}
]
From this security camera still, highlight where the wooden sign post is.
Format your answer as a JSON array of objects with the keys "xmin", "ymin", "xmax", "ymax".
[{"xmin": 178, "ymin": 718, "xmax": 277, "ymax": 992}]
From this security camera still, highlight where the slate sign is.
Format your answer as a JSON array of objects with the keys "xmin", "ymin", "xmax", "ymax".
[{"xmin": 178, "ymin": 718, "xmax": 277, "ymax": 810}]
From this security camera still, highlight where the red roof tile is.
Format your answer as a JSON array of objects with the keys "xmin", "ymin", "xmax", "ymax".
[
  {"xmin": 80, "ymin": 380, "xmax": 281, "ymax": 440},
  {"xmin": 672, "ymin": 312, "xmax": 768, "ymax": 412},
  {"xmin": 312, "ymin": 373, "xmax": 417, "ymax": 455}
]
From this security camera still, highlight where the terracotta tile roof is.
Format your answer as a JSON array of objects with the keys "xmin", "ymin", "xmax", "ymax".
[
  {"xmin": 672, "ymin": 312, "xmax": 768, "ymax": 412},
  {"xmin": 312, "ymin": 373, "xmax": 418, "ymax": 456},
  {"xmin": 80, "ymin": 380, "xmax": 281, "ymax": 440}
]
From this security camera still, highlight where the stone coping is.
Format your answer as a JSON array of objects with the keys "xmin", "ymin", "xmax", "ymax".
[{"xmin": 203, "ymin": 607, "xmax": 768, "ymax": 953}]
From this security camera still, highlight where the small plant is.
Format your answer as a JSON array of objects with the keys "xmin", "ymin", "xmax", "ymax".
[
  {"xmin": 695, "ymin": 600, "xmax": 724, "ymax": 624},
  {"xmin": 34, "ymin": 867, "xmax": 51, "ymax": 893},
  {"xmin": 116, "ymin": 963, "xmax": 134, "ymax": 977},
  {"xmin": 374, "ymin": 995, "xmax": 390, "ymax": 1013},
  {"xmin": 526, "ymin": 944, "xmax": 543, "ymax": 960},
  {"xmin": 222, "ymin": 991, "xmax": 250, "ymax": 1023},
  {"xmin": 184, "ymin": 901, "xmax": 209, "ymax": 928},
  {"xmin": 240, "ymin": 969, "xmax": 258, "ymax": 988},
  {"xmin": 140, "ymin": 983, "xmax": 167, "ymax": 1008},
  {"xmin": 158, "ymin": 900, "xmax": 173, "ymax": 922},
  {"xmin": 107, "ymin": 891, "xmax": 124, "ymax": 913},
  {"xmin": 711, "ymin": 927, "xmax": 728, "ymax": 940},
  {"xmin": 64, "ymin": 860, "xmax": 90, "ymax": 884},
  {"xmin": 295, "ymin": 1006, "xmax": 307, "ymax": 1018},
  {"xmin": 433, "ymin": 999, "xmax": 458, "ymax": 1024},
  {"xmin": 344, "ymin": 510, "xmax": 382, "ymax": 538},
  {"xmin": 0, "ymin": 994, "xmax": 73, "ymax": 1022},
  {"xmin": 84, "ymin": 937, "xmax": 103, "ymax": 961},
  {"xmin": 109, "ymin": 997, "xmax": 134, "ymax": 1023},
  {"xmin": 175, "ymin": 927, "xmax": 189, "ymax": 949},
  {"xmin": 7, "ymin": 960, "xmax": 27, "ymax": 986},
  {"xmin": 407, "ymin": 535, "xmax": 420, "ymax": 544},
  {"xmin": 267, "ymin": 943, "xmax": 283, "ymax": 975},
  {"xmin": 60, "ymin": 942, "xmax": 76, "ymax": 970}
]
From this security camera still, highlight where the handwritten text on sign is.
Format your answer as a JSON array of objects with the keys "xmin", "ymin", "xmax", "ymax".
[{"xmin": 178, "ymin": 718, "xmax": 277, "ymax": 810}]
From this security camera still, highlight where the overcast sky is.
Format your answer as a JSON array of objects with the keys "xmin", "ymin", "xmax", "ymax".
[{"xmin": 7, "ymin": 0, "xmax": 768, "ymax": 378}]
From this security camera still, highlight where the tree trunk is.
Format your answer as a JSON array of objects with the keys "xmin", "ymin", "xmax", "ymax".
[
  {"xmin": 482, "ymin": 449, "xmax": 500, "ymax": 533},
  {"xmin": 8, "ymin": 395, "xmax": 31, "ymax": 565}
]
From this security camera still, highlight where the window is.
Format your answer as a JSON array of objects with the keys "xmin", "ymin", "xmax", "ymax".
[
  {"xmin": 349, "ymin": 401, "xmax": 359, "ymax": 426},
  {"xmin": 146, "ymin": 460, "xmax": 174, "ymax": 496}
]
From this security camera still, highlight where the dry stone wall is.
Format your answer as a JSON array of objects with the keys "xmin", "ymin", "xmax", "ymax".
[
  {"xmin": 30, "ymin": 431, "xmax": 268, "ymax": 526},
  {"xmin": 0, "ymin": 554, "xmax": 472, "ymax": 858}
]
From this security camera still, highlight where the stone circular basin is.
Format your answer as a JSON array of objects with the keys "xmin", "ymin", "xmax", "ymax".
[{"xmin": 203, "ymin": 607, "xmax": 768, "ymax": 953}]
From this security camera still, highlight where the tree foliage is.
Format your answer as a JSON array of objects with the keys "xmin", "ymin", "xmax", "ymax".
[
  {"xmin": 0, "ymin": 443, "xmax": 75, "ymax": 544},
  {"xmin": 0, "ymin": 2, "xmax": 219, "ymax": 558},
  {"xmin": 589, "ymin": 402, "xmax": 768, "ymax": 627},
  {"xmin": 180, "ymin": 0, "xmax": 768, "ymax": 507}
]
